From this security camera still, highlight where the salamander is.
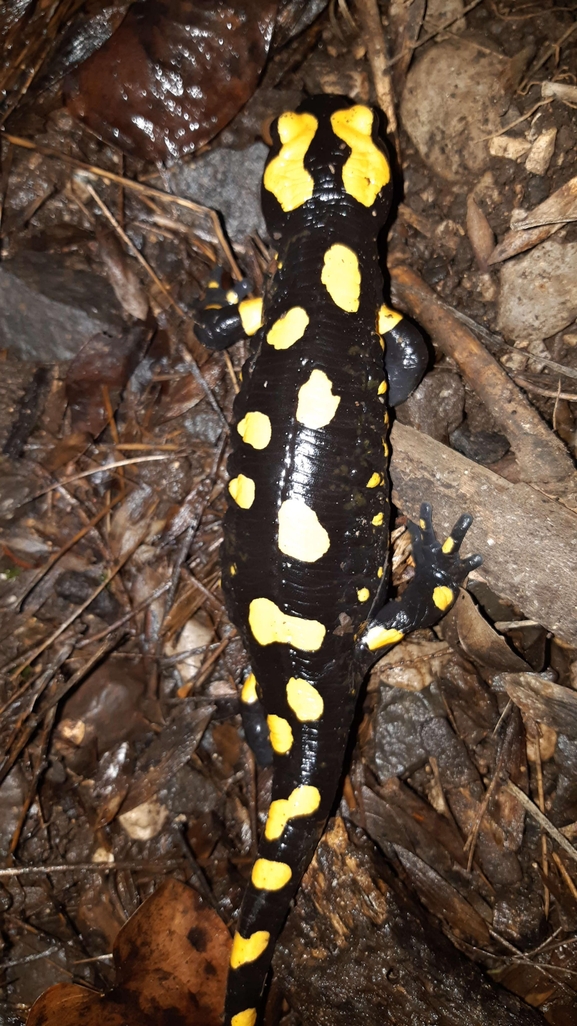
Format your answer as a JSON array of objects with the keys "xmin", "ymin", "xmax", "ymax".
[{"xmin": 195, "ymin": 94, "xmax": 482, "ymax": 1026}]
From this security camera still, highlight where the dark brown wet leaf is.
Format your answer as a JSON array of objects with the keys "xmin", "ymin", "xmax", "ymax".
[
  {"xmin": 450, "ymin": 590, "xmax": 530, "ymax": 672},
  {"xmin": 27, "ymin": 880, "xmax": 230, "ymax": 1026},
  {"xmin": 66, "ymin": 323, "xmax": 153, "ymax": 436},
  {"xmin": 499, "ymin": 672, "xmax": 577, "ymax": 740},
  {"xmin": 65, "ymin": 0, "xmax": 279, "ymax": 162}
]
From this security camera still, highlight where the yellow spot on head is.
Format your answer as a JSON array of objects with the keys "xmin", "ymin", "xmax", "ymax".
[
  {"xmin": 442, "ymin": 536, "xmax": 455, "ymax": 554},
  {"xmin": 296, "ymin": 369, "xmax": 341, "ymax": 429},
  {"xmin": 238, "ymin": 297, "xmax": 263, "ymax": 336},
  {"xmin": 207, "ymin": 279, "xmax": 219, "ymax": 289},
  {"xmin": 267, "ymin": 714, "xmax": 293, "ymax": 754},
  {"xmin": 230, "ymin": 563, "xmax": 237, "ymax": 576},
  {"xmin": 367, "ymin": 472, "xmax": 383, "ymax": 488},
  {"xmin": 321, "ymin": 244, "xmax": 361, "ymax": 313},
  {"xmin": 378, "ymin": 304, "xmax": 403, "ymax": 335},
  {"xmin": 278, "ymin": 498, "xmax": 330, "ymax": 563},
  {"xmin": 249, "ymin": 598, "xmax": 326, "ymax": 651},
  {"xmin": 240, "ymin": 672, "xmax": 257, "ymax": 705},
  {"xmin": 364, "ymin": 625, "xmax": 404, "ymax": 651},
  {"xmin": 231, "ymin": 1011, "xmax": 257, "ymax": 1026},
  {"xmin": 286, "ymin": 677, "xmax": 324, "ymax": 721},
  {"xmin": 377, "ymin": 566, "xmax": 384, "ymax": 578},
  {"xmin": 263, "ymin": 111, "xmax": 317, "ymax": 212},
  {"xmin": 237, "ymin": 411, "xmax": 272, "ymax": 450},
  {"xmin": 378, "ymin": 380, "xmax": 388, "ymax": 395},
  {"xmin": 357, "ymin": 587, "xmax": 370, "ymax": 602},
  {"xmin": 267, "ymin": 306, "xmax": 309, "ymax": 350},
  {"xmin": 331, "ymin": 106, "xmax": 390, "ymax": 207},
  {"xmin": 433, "ymin": 585, "xmax": 454, "ymax": 611},
  {"xmin": 371, "ymin": 512, "xmax": 384, "ymax": 526},
  {"xmin": 229, "ymin": 474, "xmax": 255, "ymax": 509},
  {"xmin": 230, "ymin": 930, "xmax": 270, "ymax": 970},
  {"xmin": 226, "ymin": 289, "xmax": 238, "ymax": 303},
  {"xmin": 265, "ymin": 785, "xmax": 321, "ymax": 841},
  {"xmin": 251, "ymin": 858, "xmax": 292, "ymax": 891}
]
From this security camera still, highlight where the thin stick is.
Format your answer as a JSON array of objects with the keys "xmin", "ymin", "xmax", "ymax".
[
  {"xmin": 76, "ymin": 581, "xmax": 172, "ymax": 649},
  {"xmin": 0, "ymin": 860, "xmax": 182, "ymax": 879},
  {"xmin": 30, "ymin": 454, "xmax": 174, "ymax": 499},
  {"xmin": 506, "ymin": 780, "xmax": 577, "ymax": 867},
  {"xmin": 2, "ymin": 132, "xmax": 241, "ymax": 278}
]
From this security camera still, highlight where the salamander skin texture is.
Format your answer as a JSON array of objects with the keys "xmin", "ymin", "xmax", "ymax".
[{"xmin": 195, "ymin": 94, "xmax": 482, "ymax": 1026}]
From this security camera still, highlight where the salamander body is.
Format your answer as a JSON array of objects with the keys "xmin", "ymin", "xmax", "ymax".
[{"xmin": 195, "ymin": 94, "xmax": 481, "ymax": 1026}]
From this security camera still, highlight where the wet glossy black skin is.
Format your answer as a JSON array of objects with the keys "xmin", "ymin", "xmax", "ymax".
[
  {"xmin": 222, "ymin": 95, "xmax": 393, "ymax": 1019},
  {"xmin": 195, "ymin": 94, "xmax": 479, "ymax": 1024}
]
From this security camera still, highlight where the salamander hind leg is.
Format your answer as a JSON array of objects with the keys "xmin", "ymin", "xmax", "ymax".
[
  {"xmin": 378, "ymin": 303, "xmax": 428, "ymax": 407},
  {"xmin": 239, "ymin": 670, "xmax": 273, "ymax": 768},
  {"xmin": 360, "ymin": 503, "xmax": 482, "ymax": 660},
  {"xmin": 194, "ymin": 269, "xmax": 263, "ymax": 351}
]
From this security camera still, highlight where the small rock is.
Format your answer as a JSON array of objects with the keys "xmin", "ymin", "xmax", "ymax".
[
  {"xmin": 396, "ymin": 369, "xmax": 465, "ymax": 444},
  {"xmin": 525, "ymin": 127, "xmax": 557, "ymax": 175},
  {"xmin": 489, "ymin": 136, "xmax": 531, "ymax": 161},
  {"xmin": 401, "ymin": 39, "xmax": 509, "ymax": 181},
  {"xmin": 168, "ymin": 143, "xmax": 267, "ymax": 244},
  {"xmin": 450, "ymin": 425, "xmax": 510, "ymax": 465},
  {"xmin": 0, "ymin": 252, "xmax": 124, "ymax": 361},
  {"xmin": 497, "ymin": 239, "xmax": 577, "ymax": 343},
  {"xmin": 119, "ymin": 798, "xmax": 169, "ymax": 840}
]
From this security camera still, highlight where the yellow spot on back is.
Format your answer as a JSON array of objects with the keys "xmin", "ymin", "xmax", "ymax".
[
  {"xmin": 367, "ymin": 472, "xmax": 383, "ymax": 488},
  {"xmin": 365, "ymin": 625, "xmax": 404, "ymax": 651},
  {"xmin": 442, "ymin": 536, "xmax": 455, "ymax": 554},
  {"xmin": 207, "ymin": 279, "xmax": 219, "ymax": 289},
  {"xmin": 230, "ymin": 930, "xmax": 270, "ymax": 969},
  {"xmin": 251, "ymin": 858, "xmax": 292, "ymax": 891},
  {"xmin": 378, "ymin": 304, "xmax": 403, "ymax": 334},
  {"xmin": 357, "ymin": 587, "xmax": 370, "ymax": 602},
  {"xmin": 372, "ymin": 512, "xmax": 384, "ymax": 526},
  {"xmin": 240, "ymin": 672, "xmax": 257, "ymax": 705},
  {"xmin": 226, "ymin": 289, "xmax": 238, "ymax": 303},
  {"xmin": 267, "ymin": 307, "xmax": 309, "ymax": 350},
  {"xmin": 278, "ymin": 498, "xmax": 330, "ymax": 562},
  {"xmin": 433, "ymin": 585, "xmax": 454, "ymax": 611},
  {"xmin": 265, "ymin": 785, "xmax": 321, "ymax": 841},
  {"xmin": 331, "ymin": 106, "xmax": 390, "ymax": 206},
  {"xmin": 238, "ymin": 297, "xmax": 263, "ymax": 336},
  {"xmin": 383, "ymin": 441, "xmax": 389, "ymax": 457},
  {"xmin": 267, "ymin": 714, "xmax": 293, "ymax": 754},
  {"xmin": 230, "ymin": 564, "xmax": 237, "ymax": 576},
  {"xmin": 286, "ymin": 677, "xmax": 324, "ymax": 721},
  {"xmin": 263, "ymin": 111, "xmax": 317, "ymax": 211},
  {"xmin": 249, "ymin": 598, "xmax": 326, "ymax": 651},
  {"xmin": 231, "ymin": 1011, "xmax": 257, "ymax": 1026},
  {"xmin": 229, "ymin": 474, "xmax": 255, "ymax": 509},
  {"xmin": 296, "ymin": 369, "xmax": 341, "ymax": 428},
  {"xmin": 378, "ymin": 380, "xmax": 388, "ymax": 395},
  {"xmin": 321, "ymin": 244, "xmax": 361, "ymax": 313},
  {"xmin": 237, "ymin": 411, "xmax": 272, "ymax": 450},
  {"xmin": 377, "ymin": 566, "xmax": 384, "ymax": 578}
]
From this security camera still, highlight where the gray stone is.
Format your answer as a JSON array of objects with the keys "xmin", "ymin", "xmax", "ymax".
[
  {"xmin": 0, "ymin": 251, "xmax": 125, "ymax": 361},
  {"xmin": 497, "ymin": 238, "xmax": 577, "ymax": 342},
  {"xmin": 401, "ymin": 39, "xmax": 508, "ymax": 181},
  {"xmin": 169, "ymin": 142, "xmax": 268, "ymax": 243}
]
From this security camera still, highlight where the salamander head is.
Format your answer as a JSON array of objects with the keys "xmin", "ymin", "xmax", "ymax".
[{"xmin": 262, "ymin": 93, "xmax": 393, "ymax": 236}]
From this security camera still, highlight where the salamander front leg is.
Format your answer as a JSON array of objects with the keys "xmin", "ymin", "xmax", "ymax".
[
  {"xmin": 239, "ymin": 671, "xmax": 273, "ymax": 768},
  {"xmin": 378, "ymin": 304, "xmax": 428, "ymax": 407},
  {"xmin": 194, "ymin": 269, "xmax": 263, "ymax": 351},
  {"xmin": 359, "ymin": 503, "xmax": 482, "ymax": 662}
]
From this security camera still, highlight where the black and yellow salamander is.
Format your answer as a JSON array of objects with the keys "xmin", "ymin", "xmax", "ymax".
[{"xmin": 195, "ymin": 94, "xmax": 482, "ymax": 1026}]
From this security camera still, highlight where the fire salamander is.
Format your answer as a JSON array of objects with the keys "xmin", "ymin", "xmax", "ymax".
[{"xmin": 195, "ymin": 95, "xmax": 482, "ymax": 1026}]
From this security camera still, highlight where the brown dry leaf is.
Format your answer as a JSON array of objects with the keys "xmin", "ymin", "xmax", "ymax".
[
  {"xmin": 155, "ymin": 360, "xmax": 224, "ymax": 424},
  {"xmin": 394, "ymin": 845, "xmax": 491, "ymax": 946},
  {"xmin": 487, "ymin": 222, "xmax": 560, "ymax": 265},
  {"xmin": 371, "ymin": 637, "xmax": 452, "ymax": 692},
  {"xmin": 466, "ymin": 194, "xmax": 495, "ymax": 271},
  {"xmin": 27, "ymin": 880, "xmax": 230, "ymax": 1026},
  {"xmin": 498, "ymin": 671, "xmax": 577, "ymax": 739},
  {"xmin": 510, "ymin": 174, "xmax": 577, "ymax": 230},
  {"xmin": 452, "ymin": 591, "xmax": 529, "ymax": 672}
]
